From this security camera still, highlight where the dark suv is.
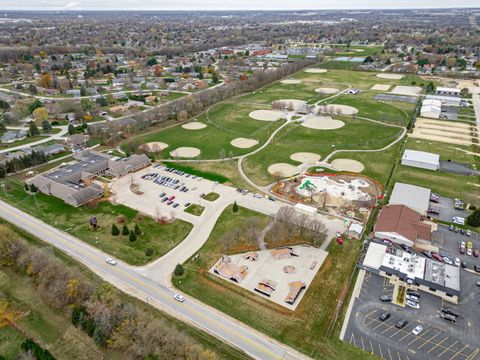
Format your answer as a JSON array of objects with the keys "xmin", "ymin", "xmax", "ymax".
[
  {"xmin": 379, "ymin": 312, "xmax": 390, "ymax": 321},
  {"xmin": 395, "ymin": 320, "xmax": 408, "ymax": 329}
]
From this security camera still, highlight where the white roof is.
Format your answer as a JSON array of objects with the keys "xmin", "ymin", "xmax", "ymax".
[
  {"xmin": 436, "ymin": 87, "xmax": 460, "ymax": 93},
  {"xmin": 402, "ymin": 149, "xmax": 440, "ymax": 166},
  {"xmin": 389, "ymin": 182, "xmax": 431, "ymax": 214},
  {"xmin": 363, "ymin": 242, "xmax": 387, "ymax": 270},
  {"xmin": 349, "ymin": 223, "xmax": 364, "ymax": 234},
  {"xmin": 422, "ymin": 99, "xmax": 442, "ymax": 107},
  {"xmin": 382, "ymin": 251, "xmax": 426, "ymax": 280}
]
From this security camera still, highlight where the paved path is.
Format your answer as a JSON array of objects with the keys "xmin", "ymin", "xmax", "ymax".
[
  {"xmin": 0, "ymin": 199, "xmax": 308, "ymax": 360},
  {"xmin": 0, "ymin": 126, "xmax": 68, "ymax": 154}
]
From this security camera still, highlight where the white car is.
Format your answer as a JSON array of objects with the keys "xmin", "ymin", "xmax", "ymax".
[
  {"xmin": 406, "ymin": 294, "xmax": 419, "ymax": 302},
  {"xmin": 174, "ymin": 293, "xmax": 185, "ymax": 302},
  {"xmin": 253, "ymin": 193, "xmax": 262, "ymax": 198},
  {"xmin": 454, "ymin": 258, "xmax": 461, "ymax": 267},
  {"xmin": 453, "ymin": 217, "xmax": 465, "ymax": 225},
  {"xmin": 406, "ymin": 299, "xmax": 419, "ymax": 309},
  {"xmin": 412, "ymin": 325, "xmax": 423, "ymax": 336},
  {"xmin": 467, "ymin": 248, "xmax": 473, "ymax": 256},
  {"xmin": 443, "ymin": 257, "xmax": 453, "ymax": 265},
  {"xmin": 105, "ymin": 257, "xmax": 117, "ymax": 265}
]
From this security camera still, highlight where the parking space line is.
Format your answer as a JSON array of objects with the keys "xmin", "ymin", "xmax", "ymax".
[
  {"xmin": 408, "ymin": 328, "xmax": 431, "ymax": 346},
  {"xmin": 369, "ymin": 339, "xmax": 374, "ymax": 355},
  {"xmin": 378, "ymin": 343, "xmax": 384, "ymax": 359},
  {"xmin": 427, "ymin": 337, "xmax": 450, "ymax": 354},
  {"xmin": 361, "ymin": 336, "xmax": 365, "ymax": 351},
  {"xmin": 465, "ymin": 348, "xmax": 479, "ymax": 360},
  {"xmin": 381, "ymin": 323, "xmax": 397, "ymax": 335},
  {"xmin": 397, "ymin": 352, "xmax": 402, "ymax": 360},
  {"xmin": 437, "ymin": 340, "xmax": 458, "ymax": 358},
  {"xmin": 417, "ymin": 331, "xmax": 441, "ymax": 350},
  {"xmin": 350, "ymin": 333, "xmax": 356, "ymax": 347},
  {"xmin": 389, "ymin": 326, "xmax": 407, "ymax": 338},
  {"xmin": 448, "ymin": 345, "xmax": 468, "ymax": 360},
  {"xmin": 398, "ymin": 330, "xmax": 412, "ymax": 342},
  {"xmin": 388, "ymin": 347, "xmax": 393, "ymax": 360}
]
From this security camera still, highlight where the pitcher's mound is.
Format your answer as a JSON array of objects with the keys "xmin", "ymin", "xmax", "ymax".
[
  {"xmin": 376, "ymin": 73, "xmax": 403, "ymax": 80},
  {"xmin": 325, "ymin": 104, "xmax": 358, "ymax": 116},
  {"xmin": 315, "ymin": 87, "xmax": 339, "ymax": 94},
  {"xmin": 249, "ymin": 110, "xmax": 284, "ymax": 121},
  {"xmin": 301, "ymin": 116, "xmax": 345, "ymax": 130},
  {"xmin": 139, "ymin": 142, "xmax": 168, "ymax": 152},
  {"xmin": 281, "ymin": 79, "xmax": 302, "ymax": 84},
  {"xmin": 305, "ymin": 68, "xmax": 328, "ymax": 74},
  {"xmin": 268, "ymin": 163, "xmax": 300, "ymax": 177},
  {"xmin": 331, "ymin": 159, "xmax": 364, "ymax": 173},
  {"xmin": 290, "ymin": 152, "xmax": 321, "ymax": 164},
  {"xmin": 182, "ymin": 122, "xmax": 207, "ymax": 130},
  {"xmin": 230, "ymin": 138, "xmax": 259, "ymax": 149},
  {"xmin": 170, "ymin": 147, "xmax": 201, "ymax": 158}
]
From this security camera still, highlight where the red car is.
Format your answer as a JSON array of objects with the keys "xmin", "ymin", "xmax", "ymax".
[
  {"xmin": 167, "ymin": 195, "xmax": 176, "ymax": 201},
  {"xmin": 336, "ymin": 237, "xmax": 344, "ymax": 245},
  {"xmin": 431, "ymin": 253, "xmax": 443, "ymax": 262},
  {"xmin": 473, "ymin": 249, "xmax": 479, "ymax": 258}
]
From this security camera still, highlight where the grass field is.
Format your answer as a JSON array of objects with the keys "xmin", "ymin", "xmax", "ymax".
[
  {"xmin": 0, "ymin": 135, "xmax": 47, "ymax": 150},
  {"xmin": 0, "ymin": 179, "xmax": 193, "ymax": 265},
  {"xmin": 203, "ymin": 192, "xmax": 220, "ymax": 201},
  {"xmin": 185, "ymin": 204, "xmax": 205, "ymax": 216},
  {"xmin": 243, "ymin": 116, "xmax": 403, "ymax": 185},
  {"xmin": 173, "ymin": 205, "xmax": 374, "ymax": 360},
  {"xmin": 332, "ymin": 45, "xmax": 384, "ymax": 57},
  {"xmin": 0, "ymin": 221, "xmax": 251, "ymax": 360},
  {"xmin": 165, "ymin": 162, "xmax": 230, "ymax": 183},
  {"xmin": 404, "ymin": 137, "xmax": 478, "ymax": 165}
]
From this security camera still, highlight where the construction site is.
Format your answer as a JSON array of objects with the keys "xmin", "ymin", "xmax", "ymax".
[
  {"xmin": 270, "ymin": 174, "xmax": 382, "ymax": 221},
  {"xmin": 209, "ymin": 245, "xmax": 327, "ymax": 310}
]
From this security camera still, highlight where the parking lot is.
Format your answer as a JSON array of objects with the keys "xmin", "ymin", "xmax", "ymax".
[
  {"xmin": 430, "ymin": 195, "xmax": 470, "ymax": 223},
  {"xmin": 344, "ymin": 271, "xmax": 480, "ymax": 360}
]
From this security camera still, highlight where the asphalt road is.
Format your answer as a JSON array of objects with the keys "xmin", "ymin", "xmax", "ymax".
[{"xmin": 0, "ymin": 199, "xmax": 307, "ymax": 360}]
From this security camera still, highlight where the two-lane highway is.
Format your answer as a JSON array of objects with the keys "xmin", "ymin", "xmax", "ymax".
[{"xmin": 0, "ymin": 199, "xmax": 308, "ymax": 360}]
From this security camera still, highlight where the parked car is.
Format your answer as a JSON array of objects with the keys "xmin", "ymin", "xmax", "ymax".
[
  {"xmin": 406, "ymin": 300, "xmax": 419, "ymax": 309},
  {"xmin": 406, "ymin": 294, "xmax": 419, "ymax": 302},
  {"xmin": 184, "ymin": 202, "xmax": 191, "ymax": 207},
  {"xmin": 474, "ymin": 250, "xmax": 479, "ymax": 258},
  {"xmin": 379, "ymin": 312, "xmax": 390, "ymax": 321},
  {"xmin": 453, "ymin": 217, "xmax": 465, "ymax": 225},
  {"xmin": 406, "ymin": 289, "xmax": 420, "ymax": 298},
  {"xmin": 448, "ymin": 225, "xmax": 455, "ymax": 231},
  {"xmin": 380, "ymin": 295, "xmax": 392, "ymax": 302},
  {"xmin": 173, "ymin": 203, "xmax": 179, "ymax": 208},
  {"xmin": 461, "ymin": 260, "xmax": 467, "ymax": 268},
  {"xmin": 395, "ymin": 319, "xmax": 408, "ymax": 329},
  {"xmin": 412, "ymin": 325, "xmax": 423, "ymax": 336},
  {"xmin": 421, "ymin": 251, "xmax": 432, "ymax": 258},
  {"xmin": 173, "ymin": 294, "xmax": 185, "ymax": 302},
  {"xmin": 159, "ymin": 192, "xmax": 166, "ymax": 197},
  {"xmin": 167, "ymin": 200, "xmax": 173, "ymax": 205},
  {"xmin": 440, "ymin": 312, "xmax": 456, "ymax": 322},
  {"xmin": 441, "ymin": 308, "xmax": 459, "ymax": 317},
  {"xmin": 432, "ymin": 253, "xmax": 443, "ymax": 262},
  {"xmin": 336, "ymin": 237, "xmax": 344, "ymax": 245},
  {"xmin": 466, "ymin": 230, "xmax": 472, "ymax": 237},
  {"xmin": 476, "ymin": 281, "xmax": 480, "ymax": 287},
  {"xmin": 443, "ymin": 256, "xmax": 454, "ymax": 265},
  {"xmin": 401, "ymin": 244, "xmax": 411, "ymax": 253},
  {"xmin": 467, "ymin": 248, "xmax": 473, "ymax": 256},
  {"xmin": 474, "ymin": 265, "xmax": 480, "ymax": 273},
  {"xmin": 455, "ymin": 258, "xmax": 461, "ymax": 267}
]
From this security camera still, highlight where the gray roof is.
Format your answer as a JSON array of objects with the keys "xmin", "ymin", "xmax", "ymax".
[
  {"xmin": 402, "ymin": 149, "xmax": 440, "ymax": 166},
  {"xmin": 389, "ymin": 182, "xmax": 431, "ymax": 215}
]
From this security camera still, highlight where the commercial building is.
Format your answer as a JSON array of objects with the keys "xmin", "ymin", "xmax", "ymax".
[
  {"xmin": 361, "ymin": 241, "xmax": 460, "ymax": 303},
  {"xmin": 389, "ymin": 182, "xmax": 431, "ymax": 215},
  {"xmin": 374, "ymin": 205, "xmax": 432, "ymax": 247},
  {"xmin": 425, "ymin": 94, "xmax": 465, "ymax": 107},
  {"xmin": 401, "ymin": 149, "xmax": 440, "ymax": 171},
  {"xmin": 436, "ymin": 87, "xmax": 460, "ymax": 97},
  {"xmin": 28, "ymin": 150, "xmax": 150, "ymax": 207},
  {"xmin": 420, "ymin": 99, "xmax": 442, "ymax": 119}
]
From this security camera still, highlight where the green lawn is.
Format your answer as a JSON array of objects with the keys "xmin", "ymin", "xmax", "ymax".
[
  {"xmin": 243, "ymin": 116, "xmax": 403, "ymax": 185},
  {"xmin": 404, "ymin": 137, "xmax": 478, "ymax": 165},
  {"xmin": 203, "ymin": 192, "xmax": 220, "ymax": 201},
  {"xmin": 165, "ymin": 162, "xmax": 229, "ymax": 183},
  {"xmin": 0, "ymin": 180, "xmax": 193, "ymax": 265},
  {"xmin": 185, "ymin": 204, "xmax": 205, "ymax": 216},
  {"xmin": 173, "ymin": 205, "xmax": 375, "ymax": 360},
  {"xmin": 0, "ymin": 135, "xmax": 47, "ymax": 150}
]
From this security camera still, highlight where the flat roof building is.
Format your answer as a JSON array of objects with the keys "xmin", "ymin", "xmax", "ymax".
[
  {"xmin": 436, "ymin": 87, "xmax": 460, "ymax": 97},
  {"xmin": 389, "ymin": 182, "xmax": 431, "ymax": 215},
  {"xmin": 361, "ymin": 241, "xmax": 460, "ymax": 303},
  {"xmin": 401, "ymin": 149, "xmax": 440, "ymax": 171}
]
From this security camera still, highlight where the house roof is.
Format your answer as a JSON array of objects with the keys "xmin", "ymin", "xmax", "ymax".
[
  {"xmin": 375, "ymin": 205, "xmax": 432, "ymax": 242},
  {"xmin": 402, "ymin": 149, "xmax": 440, "ymax": 166}
]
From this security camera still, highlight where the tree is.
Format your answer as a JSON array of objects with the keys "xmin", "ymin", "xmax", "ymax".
[
  {"xmin": 29, "ymin": 183, "xmax": 38, "ymax": 193},
  {"xmin": 28, "ymin": 99, "xmax": 43, "ymax": 114},
  {"xmin": 111, "ymin": 224, "xmax": 120, "ymax": 236},
  {"xmin": 128, "ymin": 231, "xmax": 137, "ymax": 242},
  {"xmin": 212, "ymin": 72, "xmax": 219, "ymax": 83},
  {"xmin": 146, "ymin": 57, "xmax": 158, "ymax": 66},
  {"xmin": 467, "ymin": 209, "xmax": 480, "ymax": 227},
  {"xmin": 174, "ymin": 264, "xmax": 184, "ymax": 276},
  {"xmin": 33, "ymin": 107, "xmax": 48, "ymax": 122},
  {"xmin": 41, "ymin": 120, "xmax": 52, "ymax": 132},
  {"xmin": 134, "ymin": 223, "xmax": 141, "ymax": 235},
  {"xmin": 68, "ymin": 124, "xmax": 75, "ymax": 135},
  {"xmin": 232, "ymin": 201, "xmax": 239, "ymax": 213},
  {"xmin": 28, "ymin": 122, "xmax": 40, "ymax": 136},
  {"xmin": 38, "ymin": 73, "xmax": 53, "ymax": 88},
  {"xmin": 122, "ymin": 225, "xmax": 129, "ymax": 236},
  {"xmin": 66, "ymin": 278, "xmax": 80, "ymax": 300}
]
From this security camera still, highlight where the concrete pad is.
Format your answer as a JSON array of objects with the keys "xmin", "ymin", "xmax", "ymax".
[
  {"xmin": 230, "ymin": 138, "xmax": 259, "ymax": 149},
  {"xmin": 249, "ymin": 110, "xmax": 284, "ymax": 121},
  {"xmin": 290, "ymin": 152, "xmax": 321, "ymax": 164},
  {"xmin": 376, "ymin": 73, "xmax": 403, "ymax": 80},
  {"xmin": 315, "ymin": 87, "xmax": 339, "ymax": 94},
  {"xmin": 181, "ymin": 122, "xmax": 207, "ymax": 130},
  {"xmin": 268, "ymin": 163, "xmax": 300, "ymax": 178},
  {"xmin": 305, "ymin": 68, "xmax": 328, "ymax": 74},
  {"xmin": 281, "ymin": 79, "xmax": 302, "ymax": 84},
  {"xmin": 391, "ymin": 86, "xmax": 422, "ymax": 96},
  {"xmin": 330, "ymin": 159, "xmax": 365, "ymax": 173},
  {"xmin": 371, "ymin": 84, "xmax": 391, "ymax": 91},
  {"xmin": 301, "ymin": 116, "xmax": 345, "ymax": 130},
  {"xmin": 170, "ymin": 147, "xmax": 201, "ymax": 158},
  {"xmin": 208, "ymin": 245, "xmax": 327, "ymax": 310}
]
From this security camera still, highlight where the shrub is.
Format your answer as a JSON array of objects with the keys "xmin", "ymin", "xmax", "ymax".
[
  {"xmin": 129, "ymin": 231, "xmax": 137, "ymax": 242},
  {"xmin": 174, "ymin": 263, "xmax": 184, "ymax": 277},
  {"xmin": 145, "ymin": 248, "xmax": 154, "ymax": 257},
  {"xmin": 232, "ymin": 201, "xmax": 239, "ymax": 213},
  {"xmin": 467, "ymin": 209, "xmax": 480, "ymax": 227},
  {"xmin": 122, "ymin": 225, "xmax": 129, "ymax": 235},
  {"xmin": 71, "ymin": 305, "xmax": 84, "ymax": 326},
  {"xmin": 111, "ymin": 223, "xmax": 120, "ymax": 236},
  {"xmin": 134, "ymin": 223, "xmax": 141, "ymax": 235}
]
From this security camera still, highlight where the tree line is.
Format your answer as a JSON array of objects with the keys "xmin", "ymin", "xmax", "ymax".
[
  {"xmin": 0, "ymin": 225, "xmax": 218, "ymax": 360},
  {"xmin": 0, "ymin": 151, "xmax": 48, "ymax": 178}
]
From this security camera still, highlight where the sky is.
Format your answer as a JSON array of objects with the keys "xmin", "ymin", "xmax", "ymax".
[{"xmin": 0, "ymin": 0, "xmax": 479, "ymax": 11}]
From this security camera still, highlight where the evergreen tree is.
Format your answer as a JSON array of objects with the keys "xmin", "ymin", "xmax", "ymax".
[
  {"xmin": 28, "ymin": 121, "xmax": 40, "ymax": 136},
  {"xmin": 111, "ymin": 223, "xmax": 120, "ymax": 236},
  {"xmin": 41, "ymin": 120, "xmax": 52, "ymax": 132},
  {"xmin": 174, "ymin": 263, "xmax": 184, "ymax": 276},
  {"xmin": 128, "ymin": 231, "xmax": 137, "ymax": 242},
  {"xmin": 467, "ymin": 209, "xmax": 480, "ymax": 227},
  {"xmin": 134, "ymin": 223, "xmax": 141, "ymax": 235},
  {"xmin": 122, "ymin": 224, "xmax": 129, "ymax": 235},
  {"xmin": 68, "ymin": 124, "xmax": 75, "ymax": 135},
  {"xmin": 232, "ymin": 201, "xmax": 239, "ymax": 213}
]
